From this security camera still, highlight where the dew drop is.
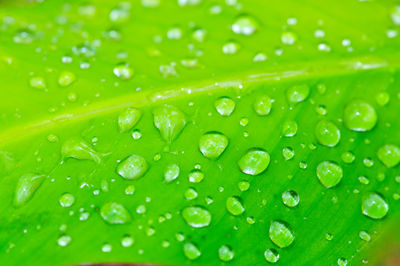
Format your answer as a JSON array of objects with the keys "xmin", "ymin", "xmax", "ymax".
[
  {"xmin": 253, "ymin": 95, "xmax": 272, "ymax": 116},
  {"xmin": 269, "ymin": 221, "xmax": 295, "ymax": 248},
  {"xmin": 153, "ymin": 105, "xmax": 186, "ymax": 142},
  {"xmin": 58, "ymin": 71, "xmax": 76, "ymax": 87},
  {"xmin": 222, "ymin": 41, "xmax": 240, "ymax": 54},
  {"xmin": 214, "ymin": 97, "xmax": 235, "ymax": 116},
  {"xmin": 375, "ymin": 92, "xmax": 390, "ymax": 106},
  {"xmin": 315, "ymin": 120, "xmax": 341, "ymax": 147},
  {"xmin": 238, "ymin": 149, "xmax": 270, "ymax": 176},
  {"xmin": 109, "ymin": 4, "xmax": 130, "ymax": 23},
  {"xmin": 185, "ymin": 187, "xmax": 198, "ymax": 200},
  {"xmin": 100, "ymin": 201, "xmax": 131, "ymax": 224},
  {"xmin": 286, "ymin": 84, "xmax": 310, "ymax": 104},
  {"xmin": 232, "ymin": 15, "xmax": 258, "ymax": 35},
  {"xmin": 188, "ymin": 169, "xmax": 204, "ymax": 183},
  {"xmin": 362, "ymin": 192, "xmax": 388, "ymax": 219},
  {"xmin": 281, "ymin": 31, "xmax": 297, "ymax": 45},
  {"xmin": 14, "ymin": 173, "xmax": 46, "ymax": 207},
  {"xmin": 282, "ymin": 190, "xmax": 299, "ymax": 207},
  {"xmin": 181, "ymin": 206, "xmax": 211, "ymax": 228},
  {"xmin": 61, "ymin": 138, "xmax": 101, "ymax": 163},
  {"xmin": 359, "ymin": 231, "xmax": 371, "ymax": 242},
  {"xmin": 337, "ymin": 258, "xmax": 348, "ymax": 266},
  {"xmin": 344, "ymin": 100, "xmax": 377, "ymax": 132},
  {"xmin": 183, "ymin": 242, "xmax": 201, "ymax": 260},
  {"xmin": 29, "ymin": 76, "xmax": 46, "ymax": 90},
  {"xmin": 113, "ymin": 63, "xmax": 134, "ymax": 80},
  {"xmin": 102, "ymin": 243, "xmax": 112, "ymax": 253},
  {"xmin": 316, "ymin": 161, "xmax": 343, "ymax": 188},
  {"xmin": 124, "ymin": 185, "xmax": 135, "ymax": 195},
  {"xmin": 264, "ymin": 248, "xmax": 279, "ymax": 263},
  {"xmin": 218, "ymin": 245, "xmax": 234, "ymax": 261},
  {"xmin": 164, "ymin": 163, "xmax": 180, "ymax": 183},
  {"xmin": 59, "ymin": 193, "xmax": 75, "ymax": 208},
  {"xmin": 282, "ymin": 147, "xmax": 295, "ymax": 160},
  {"xmin": 199, "ymin": 132, "xmax": 229, "ymax": 159},
  {"xmin": 121, "ymin": 235, "xmax": 134, "ymax": 247},
  {"xmin": 57, "ymin": 234, "xmax": 72, "ymax": 247},
  {"xmin": 341, "ymin": 151, "xmax": 355, "ymax": 164},
  {"xmin": 117, "ymin": 154, "xmax": 148, "ymax": 180},
  {"xmin": 282, "ymin": 120, "xmax": 298, "ymax": 137},
  {"xmin": 226, "ymin": 196, "xmax": 245, "ymax": 216},
  {"xmin": 377, "ymin": 144, "xmax": 400, "ymax": 168},
  {"xmin": 118, "ymin": 108, "xmax": 141, "ymax": 132},
  {"xmin": 238, "ymin": 180, "xmax": 250, "ymax": 191}
]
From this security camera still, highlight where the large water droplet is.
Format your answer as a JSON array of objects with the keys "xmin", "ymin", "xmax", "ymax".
[
  {"xmin": 286, "ymin": 84, "xmax": 310, "ymax": 104},
  {"xmin": 232, "ymin": 15, "xmax": 258, "ymax": 35},
  {"xmin": 117, "ymin": 154, "xmax": 148, "ymax": 180},
  {"xmin": 238, "ymin": 149, "xmax": 270, "ymax": 176},
  {"xmin": 344, "ymin": 100, "xmax": 377, "ymax": 132},
  {"xmin": 377, "ymin": 144, "xmax": 400, "ymax": 168},
  {"xmin": 61, "ymin": 138, "xmax": 101, "ymax": 163},
  {"xmin": 199, "ymin": 132, "xmax": 229, "ymax": 159},
  {"xmin": 182, "ymin": 206, "xmax": 211, "ymax": 228},
  {"xmin": 214, "ymin": 97, "xmax": 235, "ymax": 116},
  {"xmin": 14, "ymin": 173, "xmax": 46, "ymax": 207},
  {"xmin": 153, "ymin": 105, "xmax": 186, "ymax": 142},
  {"xmin": 183, "ymin": 242, "xmax": 201, "ymax": 260},
  {"xmin": 362, "ymin": 192, "xmax": 388, "ymax": 219},
  {"xmin": 101, "ymin": 202, "xmax": 131, "ymax": 224},
  {"xmin": 316, "ymin": 161, "xmax": 343, "ymax": 188},
  {"xmin": 253, "ymin": 95, "xmax": 272, "ymax": 116},
  {"xmin": 118, "ymin": 108, "xmax": 141, "ymax": 132},
  {"xmin": 218, "ymin": 245, "xmax": 234, "ymax": 261},
  {"xmin": 269, "ymin": 220, "xmax": 295, "ymax": 248},
  {"xmin": 315, "ymin": 120, "xmax": 341, "ymax": 147},
  {"xmin": 226, "ymin": 196, "xmax": 245, "ymax": 215}
]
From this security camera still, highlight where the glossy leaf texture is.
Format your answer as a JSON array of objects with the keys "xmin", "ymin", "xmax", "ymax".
[{"xmin": 1, "ymin": 0, "xmax": 400, "ymax": 265}]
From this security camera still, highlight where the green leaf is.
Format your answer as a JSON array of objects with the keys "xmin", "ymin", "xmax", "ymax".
[{"xmin": 1, "ymin": 0, "xmax": 400, "ymax": 265}]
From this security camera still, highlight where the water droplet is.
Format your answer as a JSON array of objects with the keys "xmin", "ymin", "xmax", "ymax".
[
  {"xmin": 113, "ymin": 63, "xmax": 134, "ymax": 80},
  {"xmin": 282, "ymin": 190, "xmax": 299, "ymax": 207},
  {"xmin": 222, "ymin": 41, "xmax": 240, "ymax": 54},
  {"xmin": 185, "ymin": 187, "xmax": 198, "ymax": 200},
  {"xmin": 358, "ymin": 176, "xmax": 370, "ymax": 185},
  {"xmin": 14, "ymin": 173, "xmax": 46, "ymax": 207},
  {"xmin": 29, "ymin": 76, "xmax": 46, "ymax": 90},
  {"xmin": 362, "ymin": 192, "xmax": 388, "ymax": 219},
  {"xmin": 160, "ymin": 63, "xmax": 178, "ymax": 78},
  {"xmin": 377, "ymin": 144, "xmax": 400, "ymax": 168},
  {"xmin": 183, "ymin": 242, "xmax": 201, "ymax": 260},
  {"xmin": 164, "ymin": 163, "xmax": 180, "ymax": 183},
  {"xmin": 391, "ymin": 6, "xmax": 400, "ymax": 25},
  {"xmin": 153, "ymin": 105, "xmax": 186, "ymax": 142},
  {"xmin": 316, "ymin": 161, "xmax": 343, "ymax": 188},
  {"xmin": 375, "ymin": 92, "xmax": 390, "ymax": 106},
  {"xmin": 238, "ymin": 180, "xmax": 250, "ymax": 191},
  {"xmin": 315, "ymin": 120, "xmax": 341, "ymax": 147},
  {"xmin": 109, "ymin": 4, "xmax": 131, "ymax": 23},
  {"xmin": 167, "ymin": 27, "xmax": 183, "ymax": 40},
  {"xmin": 337, "ymin": 257, "xmax": 348, "ymax": 266},
  {"xmin": 58, "ymin": 71, "xmax": 76, "ymax": 87},
  {"xmin": 61, "ymin": 138, "xmax": 101, "ymax": 163},
  {"xmin": 102, "ymin": 243, "xmax": 112, "ymax": 253},
  {"xmin": 269, "ymin": 221, "xmax": 295, "ymax": 248},
  {"xmin": 316, "ymin": 105, "xmax": 327, "ymax": 115},
  {"xmin": 188, "ymin": 169, "xmax": 204, "ymax": 183},
  {"xmin": 182, "ymin": 206, "xmax": 211, "ymax": 228},
  {"xmin": 132, "ymin": 130, "xmax": 142, "ymax": 140},
  {"xmin": 232, "ymin": 15, "xmax": 258, "ymax": 35},
  {"xmin": 226, "ymin": 196, "xmax": 245, "ymax": 215},
  {"xmin": 199, "ymin": 132, "xmax": 228, "ymax": 159},
  {"xmin": 121, "ymin": 235, "xmax": 134, "ymax": 247},
  {"xmin": 218, "ymin": 245, "xmax": 234, "ymax": 261},
  {"xmin": 142, "ymin": 0, "xmax": 160, "ymax": 7},
  {"xmin": 192, "ymin": 28, "xmax": 206, "ymax": 42},
  {"xmin": 238, "ymin": 149, "xmax": 270, "ymax": 176},
  {"xmin": 253, "ymin": 95, "xmax": 272, "ymax": 116},
  {"xmin": 214, "ymin": 97, "xmax": 235, "ymax": 116},
  {"xmin": 341, "ymin": 151, "xmax": 355, "ymax": 164},
  {"xmin": 359, "ymin": 231, "xmax": 371, "ymax": 242},
  {"xmin": 326, "ymin": 233, "xmax": 333, "ymax": 241},
  {"xmin": 281, "ymin": 31, "xmax": 297, "ymax": 45},
  {"xmin": 282, "ymin": 147, "xmax": 295, "ymax": 160},
  {"xmin": 264, "ymin": 248, "xmax": 279, "ymax": 263},
  {"xmin": 286, "ymin": 84, "xmax": 310, "ymax": 104},
  {"xmin": 282, "ymin": 120, "xmax": 298, "ymax": 137},
  {"xmin": 101, "ymin": 202, "xmax": 131, "ymax": 224},
  {"xmin": 59, "ymin": 193, "xmax": 75, "ymax": 208},
  {"xmin": 118, "ymin": 108, "xmax": 141, "ymax": 132},
  {"xmin": 136, "ymin": 204, "xmax": 146, "ymax": 214},
  {"xmin": 72, "ymin": 43, "xmax": 96, "ymax": 57},
  {"xmin": 117, "ymin": 154, "xmax": 148, "ymax": 180},
  {"xmin": 125, "ymin": 185, "xmax": 135, "ymax": 195},
  {"xmin": 253, "ymin": 52, "xmax": 268, "ymax": 62},
  {"xmin": 344, "ymin": 100, "xmax": 377, "ymax": 132},
  {"xmin": 363, "ymin": 158, "xmax": 374, "ymax": 168},
  {"xmin": 57, "ymin": 234, "xmax": 72, "ymax": 247}
]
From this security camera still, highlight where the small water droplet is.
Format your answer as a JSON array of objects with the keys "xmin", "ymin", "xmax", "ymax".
[
  {"xmin": 59, "ymin": 193, "xmax": 75, "ymax": 208},
  {"xmin": 282, "ymin": 190, "xmax": 299, "ymax": 207},
  {"xmin": 214, "ymin": 97, "xmax": 235, "ymax": 116},
  {"xmin": 109, "ymin": 4, "xmax": 131, "ymax": 23},
  {"xmin": 29, "ymin": 76, "xmax": 47, "ymax": 90},
  {"xmin": 269, "ymin": 221, "xmax": 295, "ymax": 248},
  {"xmin": 102, "ymin": 243, "xmax": 112, "ymax": 253},
  {"xmin": 61, "ymin": 138, "xmax": 101, "ymax": 163},
  {"xmin": 344, "ymin": 100, "xmax": 377, "ymax": 132},
  {"xmin": 238, "ymin": 148, "xmax": 270, "ymax": 176},
  {"xmin": 282, "ymin": 120, "xmax": 298, "ymax": 137},
  {"xmin": 183, "ymin": 242, "xmax": 201, "ymax": 260},
  {"xmin": 58, "ymin": 71, "xmax": 76, "ymax": 87},
  {"xmin": 226, "ymin": 196, "xmax": 245, "ymax": 216},
  {"xmin": 185, "ymin": 187, "xmax": 198, "ymax": 200},
  {"xmin": 153, "ymin": 105, "xmax": 186, "ymax": 142},
  {"xmin": 57, "ymin": 234, "xmax": 72, "ymax": 247},
  {"xmin": 264, "ymin": 248, "xmax": 279, "ymax": 263},
  {"xmin": 238, "ymin": 180, "xmax": 250, "ymax": 191},
  {"xmin": 286, "ymin": 84, "xmax": 310, "ymax": 104},
  {"xmin": 113, "ymin": 63, "xmax": 134, "ymax": 80},
  {"xmin": 182, "ymin": 206, "xmax": 211, "ymax": 228},
  {"xmin": 101, "ymin": 202, "xmax": 131, "ymax": 224},
  {"xmin": 316, "ymin": 161, "xmax": 343, "ymax": 188},
  {"xmin": 164, "ymin": 163, "xmax": 180, "ymax": 183},
  {"xmin": 232, "ymin": 15, "xmax": 258, "ymax": 35},
  {"xmin": 281, "ymin": 31, "xmax": 297, "ymax": 45},
  {"xmin": 188, "ymin": 169, "xmax": 204, "ymax": 183},
  {"xmin": 118, "ymin": 108, "xmax": 141, "ymax": 132},
  {"xmin": 362, "ymin": 192, "xmax": 388, "ymax": 219},
  {"xmin": 222, "ymin": 41, "xmax": 240, "ymax": 54},
  {"xmin": 282, "ymin": 147, "xmax": 295, "ymax": 160},
  {"xmin": 218, "ymin": 245, "xmax": 234, "ymax": 261},
  {"xmin": 375, "ymin": 92, "xmax": 390, "ymax": 106},
  {"xmin": 315, "ymin": 120, "xmax": 341, "ymax": 147},
  {"xmin": 253, "ymin": 95, "xmax": 272, "ymax": 116},
  {"xmin": 124, "ymin": 185, "xmax": 135, "ymax": 195},
  {"xmin": 359, "ymin": 231, "xmax": 371, "ymax": 242},
  {"xmin": 121, "ymin": 235, "xmax": 134, "ymax": 247},
  {"xmin": 117, "ymin": 154, "xmax": 148, "ymax": 180},
  {"xmin": 377, "ymin": 144, "xmax": 400, "ymax": 168},
  {"xmin": 337, "ymin": 257, "xmax": 348, "ymax": 266},
  {"xmin": 14, "ymin": 173, "xmax": 46, "ymax": 207},
  {"xmin": 341, "ymin": 151, "xmax": 355, "ymax": 164},
  {"xmin": 199, "ymin": 132, "xmax": 229, "ymax": 159}
]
